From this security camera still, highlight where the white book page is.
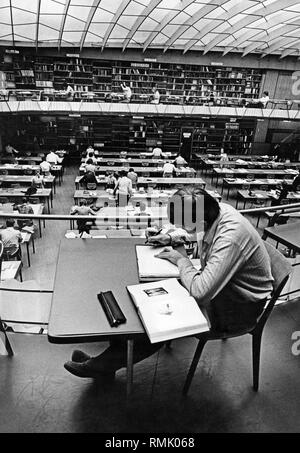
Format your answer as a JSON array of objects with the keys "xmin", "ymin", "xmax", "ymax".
[
  {"xmin": 127, "ymin": 278, "xmax": 208, "ymax": 342},
  {"xmin": 136, "ymin": 245, "xmax": 200, "ymax": 278}
]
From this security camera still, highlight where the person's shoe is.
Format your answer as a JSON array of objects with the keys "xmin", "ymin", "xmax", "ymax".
[
  {"xmin": 64, "ymin": 361, "xmax": 115, "ymax": 381},
  {"xmin": 71, "ymin": 349, "xmax": 91, "ymax": 363}
]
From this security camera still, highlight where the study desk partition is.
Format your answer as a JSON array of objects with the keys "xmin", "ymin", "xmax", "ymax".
[
  {"xmin": 263, "ymin": 222, "xmax": 300, "ymax": 253},
  {"xmin": 137, "ymin": 177, "xmax": 206, "ymax": 188},
  {"xmin": 0, "ymin": 188, "xmax": 52, "ymax": 213},
  {"xmin": 0, "ymin": 174, "xmax": 56, "ymax": 193},
  {"xmin": 48, "ymin": 239, "xmax": 146, "ymax": 397},
  {"xmin": 221, "ymin": 178, "xmax": 294, "ymax": 199}
]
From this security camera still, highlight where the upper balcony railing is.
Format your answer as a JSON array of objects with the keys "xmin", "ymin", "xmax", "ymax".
[{"xmin": 0, "ymin": 88, "xmax": 299, "ymax": 110}]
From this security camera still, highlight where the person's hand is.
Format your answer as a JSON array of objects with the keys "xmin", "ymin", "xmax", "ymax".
[
  {"xmin": 145, "ymin": 227, "xmax": 171, "ymax": 246},
  {"xmin": 154, "ymin": 247, "xmax": 185, "ymax": 265}
]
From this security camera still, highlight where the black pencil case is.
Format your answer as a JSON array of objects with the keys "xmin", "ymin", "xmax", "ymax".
[{"xmin": 97, "ymin": 291, "xmax": 127, "ymax": 327}]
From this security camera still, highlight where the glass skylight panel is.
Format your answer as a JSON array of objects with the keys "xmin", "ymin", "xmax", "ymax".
[
  {"xmin": 40, "ymin": 0, "xmax": 65, "ymax": 15},
  {"xmin": 12, "ymin": 8, "xmax": 36, "ymax": 25},
  {"xmin": 123, "ymin": 2, "xmax": 147, "ymax": 16},
  {"xmin": 68, "ymin": 5, "xmax": 91, "ymax": 22},
  {"xmin": 0, "ymin": 7, "xmax": 12, "ymax": 24},
  {"xmin": 64, "ymin": 16, "xmax": 86, "ymax": 32},
  {"xmin": 38, "ymin": 24, "xmax": 60, "ymax": 41},
  {"xmin": 11, "ymin": 0, "xmax": 37, "ymax": 14},
  {"xmin": 98, "ymin": 0, "xmax": 122, "ymax": 14}
]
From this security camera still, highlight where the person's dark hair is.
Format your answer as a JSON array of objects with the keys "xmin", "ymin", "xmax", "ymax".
[
  {"xmin": 129, "ymin": 168, "xmax": 135, "ymax": 172},
  {"xmin": 86, "ymin": 158, "xmax": 93, "ymax": 164},
  {"xmin": 6, "ymin": 219, "xmax": 15, "ymax": 228},
  {"xmin": 79, "ymin": 200, "xmax": 87, "ymax": 206},
  {"xmin": 120, "ymin": 170, "xmax": 127, "ymax": 177},
  {"xmin": 88, "ymin": 152, "xmax": 94, "ymax": 158},
  {"xmin": 167, "ymin": 187, "xmax": 220, "ymax": 229},
  {"xmin": 22, "ymin": 197, "xmax": 27, "ymax": 204},
  {"xmin": 263, "ymin": 91, "xmax": 269, "ymax": 96}
]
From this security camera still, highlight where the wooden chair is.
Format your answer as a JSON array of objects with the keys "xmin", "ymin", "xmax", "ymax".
[{"xmin": 182, "ymin": 241, "xmax": 291, "ymax": 395}]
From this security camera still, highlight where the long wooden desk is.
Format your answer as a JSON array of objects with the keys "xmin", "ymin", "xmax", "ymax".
[
  {"xmin": 222, "ymin": 178, "xmax": 294, "ymax": 199},
  {"xmin": 79, "ymin": 165, "xmax": 196, "ymax": 177},
  {"xmin": 0, "ymin": 174, "xmax": 56, "ymax": 193},
  {"xmin": 263, "ymin": 222, "xmax": 300, "ymax": 253},
  {"xmin": 137, "ymin": 177, "xmax": 206, "ymax": 188},
  {"xmin": 215, "ymin": 168, "xmax": 297, "ymax": 186},
  {"xmin": 48, "ymin": 239, "xmax": 146, "ymax": 397},
  {"xmin": 81, "ymin": 158, "xmax": 169, "ymax": 166},
  {"xmin": 0, "ymin": 188, "xmax": 52, "ymax": 213},
  {"xmin": 0, "ymin": 164, "xmax": 63, "ymax": 184}
]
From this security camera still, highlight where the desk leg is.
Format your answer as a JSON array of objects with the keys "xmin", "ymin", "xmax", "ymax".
[
  {"xmin": 32, "ymin": 235, "xmax": 35, "ymax": 254},
  {"xmin": 26, "ymin": 242, "xmax": 30, "ymax": 267},
  {"xmin": 227, "ymin": 187, "xmax": 230, "ymax": 200},
  {"xmin": 126, "ymin": 339, "xmax": 134, "ymax": 398},
  {"xmin": 38, "ymin": 219, "xmax": 42, "ymax": 238}
]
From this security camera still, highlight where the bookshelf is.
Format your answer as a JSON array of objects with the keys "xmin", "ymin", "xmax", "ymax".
[{"xmin": 0, "ymin": 51, "xmax": 264, "ymax": 102}]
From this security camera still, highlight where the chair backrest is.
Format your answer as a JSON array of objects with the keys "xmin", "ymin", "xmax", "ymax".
[
  {"xmin": 86, "ymin": 182, "xmax": 97, "ymax": 190},
  {"xmin": 257, "ymin": 241, "xmax": 292, "ymax": 328}
]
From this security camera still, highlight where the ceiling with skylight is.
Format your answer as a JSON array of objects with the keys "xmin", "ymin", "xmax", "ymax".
[{"xmin": 1, "ymin": 0, "xmax": 300, "ymax": 58}]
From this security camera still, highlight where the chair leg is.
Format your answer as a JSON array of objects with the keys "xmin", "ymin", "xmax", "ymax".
[
  {"xmin": 182, "ymin": 338, "xmax": 207, "ymax": 396},
  {"xmin": 252, "ymin": 331, "xmax": 263, "ymax": 391},
  {"xmin": 0, "ymin": 319, "xmax": 14, "ymax": 356}
]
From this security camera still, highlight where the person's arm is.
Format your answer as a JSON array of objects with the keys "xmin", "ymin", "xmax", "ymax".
[
  {"xmin": 128, "ymin": 179, "xmax": 133, "ymax": 196},
  {"xmin": 113, "ymin": 179, "xmax": 119, "ymax": 195},
  {"xmin": 161, "ymin": 239, "xmax": 246, "ymax": 307}
]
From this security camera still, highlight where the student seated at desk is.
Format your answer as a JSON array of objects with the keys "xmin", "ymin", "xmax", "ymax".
[
  {"xmin": 85, "ymin": 158, "xmax": 96, "ymax": 173},
  {"xmin": 40, "ymin": 159, "xmax": 52, "ymax": 175},
  {"xmin": 13, "ymin": 197, "xmax": 34, "ymax": 230},
  {"xmin": 150, "ymin": 87, "xmax": 160, "ymax": 104},
  {"xmin": 0, "ymin": 219, "xmax": 22, "ymax": 259},
  {"xmin": 64, "ymin": 187, "xmax": 274, "ymax": 380},
  {"xmin": 5, "ymin": 143, "xmax": 19, "ymax": 156},
  {"xmin": 70, "ymin": 200, "xmax": 97, "ymax": 234},
  {"xmin": 163, "ymin": 161, "xmax": 176, "ymax": 177},
  {"xmin": 84, "ymin": 152, "xmax": 98, "ymax": 165},
  {"xmin": 79, "ymin": 170, "xmax": 98, "ymax": 189},
  {"xmin": 151, "ymin": 146, "xmax": 165, "ymax": 159},
  {"xmin": 247, "ymin": 91, "xmax": 269, "ymax": 109},
  {"xmin": 134, "ymin": 201, "xmax": 151, "ymax": 216},
  {"xmin": 46, "ymin": 150, "xmax": 59, "ymax": 165},
  {"xmin": 173, "ymin": 154, "xmax": 187, "ymax": 168},
  {"xmin": 31, "ymin": 170, "xmax": 44, "ymax": 188}
]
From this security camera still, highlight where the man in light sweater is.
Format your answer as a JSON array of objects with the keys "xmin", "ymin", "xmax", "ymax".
[{"xmin": 64, "ymin": 187, "xmax": 274, "ymax": 380}]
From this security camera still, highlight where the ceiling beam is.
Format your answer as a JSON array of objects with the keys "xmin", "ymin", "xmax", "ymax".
[
  {"xmin": 122, "ymin": 0, "xmax": 162, "ymax": 51},
  {"xmin": 200, "ymin": 0, "xmax": 300, "ymax": 56},
  {"xmin": 9, "ymin": 0, "xmax": 15, "ymax": 47},
  {"xmin": 58, "ymin": 0, "xmax": 72, "ymax": 51},
  {"xmin": 143, "ymin": 0, "xmax": 194, "ymax": 52},
  {"xmin": 35, "ymin": 0, "xmax": 41, "ymax": 51},
  {"xmin": 101, "ymin": 0, "xmax": 131, "ymax": 51},
  {"xmin": 242, "ymin": 19, "xmax": 300, "ymax": 57},
  {"xmin": 80, "ymin": 0, "xmax": 102, "ymax": 51},
  {"xmin": 183, "ymin": 1, "xmax": 255, "ymax": 54},
  {"xmin": 261, "ymin": 37, "xmax": 300, "ymax": 58},
  {"xmin": 163, "ymin": 0, "xmax": 229, "ymax": 54}
]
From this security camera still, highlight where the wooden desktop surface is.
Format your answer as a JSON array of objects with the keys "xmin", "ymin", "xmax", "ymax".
[
  {"xmin": 48, "ymin": 239, "xmax": 145, "ymax": 343},
  {"xmin": 263, "ymin": 222, "xmax": 300, "ymax": 252}
]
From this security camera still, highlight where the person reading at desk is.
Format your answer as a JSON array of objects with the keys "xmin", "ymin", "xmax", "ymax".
[
  {"xmin": 0, "ymin": 219, "xmax": 23, "ymax": 259},
  {"xmin": 5, "ymin": 143, "xmax": 19, "ymax": 156},
  {"xmin": 173, "ymin": 154, "xmax": 187, "ymax": 168},
  {"xmin": 64, "ymin": 187, "xmax": 273, "ymax": 381},
  {"xmin": 84, "ymin": 158, "xmax": 96, "ymax": 173},
  {"xmin": 247, "ymin": 91, "xmax": 269, "ymax": 109},
  {"xmin": 70, "ymin": 200, "xmax": 97, "ymax": 235},
  {"xmin": 163, "ymin": 161, "xmax": 176, "ymax": 177},
  {"xmin": 46, "ymin": 150, "xmax": 59, "ymax": 165},
  {"xmin": 31, "ymin": 170, "xmax": 44, "ymax": 188},
  {"xmin": 13, "ymin": 198, "xmax": 34, "ymax": 230},
  {"xmin": 40, "ymin": 159, "xmax": 51, "ymax": 175},
  {"xmin": 127, "ymin": 168, "xmax": 138, "ymax": 188},
  {"xmin": 79, "ymin": 170, "xmax": 98, "ymax": 190},
  {"xmin": 151, "ymin": 146, "xmax": 165, "ymax": 159}
]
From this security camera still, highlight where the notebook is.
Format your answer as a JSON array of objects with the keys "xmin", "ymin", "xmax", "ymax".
[
  {"xmin": 127, "ymin": 278, "xmax": 209, "ymax": 343},
  {"xmin": 136, "ymin": 245, "xmax": 201, "ymax": 280}
]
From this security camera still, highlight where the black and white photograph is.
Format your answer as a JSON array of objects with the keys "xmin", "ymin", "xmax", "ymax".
[{"xmin": 0, "ymin": 0, "xmax": 300, "ymax": 437}]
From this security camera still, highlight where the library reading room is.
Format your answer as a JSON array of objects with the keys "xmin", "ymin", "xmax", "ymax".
[{"xmin": 1, "ymin": 0, "xmax": 300, "ymax": 435}]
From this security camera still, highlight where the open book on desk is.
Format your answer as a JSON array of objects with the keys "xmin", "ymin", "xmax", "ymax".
[
  {"xmin": 127, "ymin": 278, "xmax": 209, "ymax": 343},
  {"xmin": 136, "ymin": 245, "xmax": 200, "ymax": 281}
]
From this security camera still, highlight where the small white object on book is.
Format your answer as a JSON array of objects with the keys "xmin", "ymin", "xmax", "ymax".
[
  {"xmin": 127, "ymin": 278, "xmax": 209, "ymax": 343},
  {"xmin": 136, "ymin": 245, "xmax": 200, "ymax": 279}
]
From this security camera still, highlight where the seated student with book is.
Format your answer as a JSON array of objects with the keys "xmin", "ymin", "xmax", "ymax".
[{"xmin": 64, "ymin": 187, "xmax": 273, "ymax": 380}]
